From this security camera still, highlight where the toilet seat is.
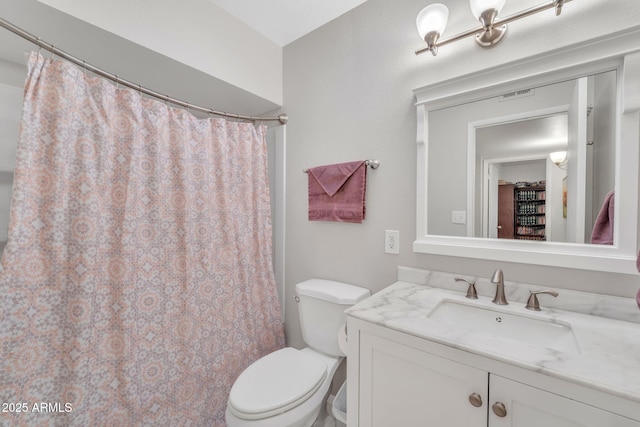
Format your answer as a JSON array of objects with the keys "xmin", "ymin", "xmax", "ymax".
[{"xmin": 228, "ymin": 347, "xmax": 328, "ymax": 420}]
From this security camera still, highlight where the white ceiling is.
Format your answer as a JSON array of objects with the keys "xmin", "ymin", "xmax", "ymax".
[{"xmin": 207, "ymin": 0, "xmax": 369, "ymax": 46}]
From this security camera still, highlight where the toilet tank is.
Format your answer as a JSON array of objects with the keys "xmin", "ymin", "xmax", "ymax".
[{"xmin": 295, "ymin": 279, "xmax": 370, "ymax": 357}]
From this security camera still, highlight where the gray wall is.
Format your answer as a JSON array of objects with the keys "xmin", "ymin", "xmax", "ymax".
[
  {"xmin": 591, "ymin": 72, "xmax": 617, "ymax": 223},
  {"xmin": 0, "ymin": 59, "xmax": 24, "ymax": 258},
  {"xmin": 281, "ymin": 0, "xmax": 640, "ymax": 348}
]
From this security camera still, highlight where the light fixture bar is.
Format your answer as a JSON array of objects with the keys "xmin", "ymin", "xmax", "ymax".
[{"xmin": 416, "ymin": 0, "xmax": 572, "ymax": 56}]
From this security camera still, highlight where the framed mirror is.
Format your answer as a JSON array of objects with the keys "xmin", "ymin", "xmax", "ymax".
[
  {"xmin": 429, "ymin": 70, "xmax": 615, "ymax": 244},
  {"xmin": 413, "ymin": 31, "xmax": 640, "ymax": 274}
]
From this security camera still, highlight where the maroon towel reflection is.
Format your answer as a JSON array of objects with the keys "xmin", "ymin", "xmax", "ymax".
[{"xmin": 590, "ymin": 191, "xmax": 614, "ymax": 245}]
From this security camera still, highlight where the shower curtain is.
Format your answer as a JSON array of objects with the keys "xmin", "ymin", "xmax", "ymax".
[{"xmin": 0, "ymin": 52, "xmax": 284, "ymax": 426}]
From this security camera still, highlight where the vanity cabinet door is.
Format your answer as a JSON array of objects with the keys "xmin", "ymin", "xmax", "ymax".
[
  {"xmin": 358, "ymin": 331, "xmax": 488, "ymax": 427},
  {"xmin": 489, "ymin": 375, "xmax": 639, "ymax": 427}
]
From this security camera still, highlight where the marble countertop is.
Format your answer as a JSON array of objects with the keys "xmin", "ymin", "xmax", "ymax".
[{"xmin": 346, "ymin": 275, "xmax": 640, "ymax": 405}]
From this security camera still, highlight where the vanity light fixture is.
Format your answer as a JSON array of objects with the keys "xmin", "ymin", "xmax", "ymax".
[
  {"xmin": 550, "ymin": 151, "xmax": 567, "ymax": 168},
  {"xmin": 416, "ymin": 0, "xmax": 571, "ymax": 56}
]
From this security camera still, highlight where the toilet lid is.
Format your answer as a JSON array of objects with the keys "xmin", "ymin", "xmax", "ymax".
[{"xmin": 228, "ymin": 347, "xmax": 328, "ymax": 420}]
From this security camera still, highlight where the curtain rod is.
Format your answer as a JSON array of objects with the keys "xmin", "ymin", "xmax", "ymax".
[{"xmin": 0, "ymin": 16, "xmax": 288, "ymax": 125}]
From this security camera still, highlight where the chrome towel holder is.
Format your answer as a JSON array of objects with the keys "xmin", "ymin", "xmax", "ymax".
[{"xmin": 303, "ymin": 159, "xmax": 380, "ymax": 173}]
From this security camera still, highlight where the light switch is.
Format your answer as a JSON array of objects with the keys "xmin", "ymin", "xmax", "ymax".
[{"xmin": 451, "ymin": 211, "xmax": 466, "ymax": 225}]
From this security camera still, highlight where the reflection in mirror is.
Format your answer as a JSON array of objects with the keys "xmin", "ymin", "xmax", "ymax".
[{"xmin": 427, "ymin": 70, "xmax": 616, "ymax": 245}]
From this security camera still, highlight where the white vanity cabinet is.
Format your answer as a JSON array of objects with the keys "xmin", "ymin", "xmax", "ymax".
[
  {"xmin": 488, "ymin": 375, "xmax": 637, "ymax": 427},
  {"xmin": 358, "ymin": 330, "xmax": 487, "ymax": 426},
  {"xmin": 347, "ymin": 317, "xmax": 640, "ymax": 427}
]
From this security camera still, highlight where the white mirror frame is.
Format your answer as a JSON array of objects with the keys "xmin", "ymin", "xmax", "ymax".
[{"xmin": 414, "ymin": 28, "xmax": 640, "ymax": 274}]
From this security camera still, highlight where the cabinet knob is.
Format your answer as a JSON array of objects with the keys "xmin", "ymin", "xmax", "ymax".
[
  {"xmin": 468, "ymin": 393, "xmax": 483, "ymax": 407},
  {"xmin": 492, "ymin": 401, "xmax": 508, "ymax": 417}
]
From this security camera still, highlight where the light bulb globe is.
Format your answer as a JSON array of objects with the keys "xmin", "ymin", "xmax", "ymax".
[
  {"xmin": 416, "ymin": 3, "xmax": 449, "ymax": 40},
  {"xmin": 469, "ymin": 0, "xmax": 506, "ymax": 19},
  {"xmin": 550, "ymin": 151, "xmax": 567, "ymax": 165}
]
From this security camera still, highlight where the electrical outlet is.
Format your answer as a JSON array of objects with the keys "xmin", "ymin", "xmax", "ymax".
[{"xmin": 385, "ymin": 230, "xmax": 400, "ymax": 254}]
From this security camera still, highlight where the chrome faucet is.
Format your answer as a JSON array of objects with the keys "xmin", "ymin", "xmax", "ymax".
[{"xmin": 490, "ymin": 268, "xmax": 508, "ymax": 305}]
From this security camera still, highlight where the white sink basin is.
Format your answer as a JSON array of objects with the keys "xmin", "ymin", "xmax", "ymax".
[{"xmin": 428, "ymin": 300, "xmax": 580, "ymax": 353}]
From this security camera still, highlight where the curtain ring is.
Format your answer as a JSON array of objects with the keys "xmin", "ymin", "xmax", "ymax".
[
  {"xmin": 50, "ymin": 45, "xmax": 55, "ymax": 59},
  {"xmin": 36, "ymin": 37, "xmax": 42, "ymax": 54},
  {"xmin": 115, "ymin": 75, "xmax": 119, "ymax": 89}
]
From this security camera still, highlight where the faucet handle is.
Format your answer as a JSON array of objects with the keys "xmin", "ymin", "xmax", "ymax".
[
  {"xmin": 525, "ymin": 290, "xmax": 559, "ymax": 311},
  {"xmin": 454, "ymin": 277, "xmax": 478, "ymax": 299}
]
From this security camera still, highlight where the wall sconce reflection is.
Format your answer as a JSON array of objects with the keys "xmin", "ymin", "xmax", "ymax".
[{"xmin": 550, "ymin": 150, "xmax": 567, "ymax": 169}]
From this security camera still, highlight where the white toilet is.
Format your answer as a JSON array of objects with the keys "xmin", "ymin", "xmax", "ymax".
[{"xmin": 225, "ymin": 279, "xmax": 370, "ymax": 427}]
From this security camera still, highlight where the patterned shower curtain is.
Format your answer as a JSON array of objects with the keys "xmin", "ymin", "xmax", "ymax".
[{"xmin": 0, "ymin": 52, "xmax": 285, "ymax": 426}]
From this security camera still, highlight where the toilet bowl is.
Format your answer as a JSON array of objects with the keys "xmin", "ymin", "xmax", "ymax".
[
  {"xmin": 225, "ymin": 279, "xmax": 370, "ymax": 427},
  {"xmin": 225, "ymin": 348, "xmax": 341, "ymax": 427}
]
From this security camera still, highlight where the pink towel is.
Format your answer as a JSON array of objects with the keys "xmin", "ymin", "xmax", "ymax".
[
  {"xmin": 590, "ymin": 191, "xmax": 614, "ymax": 245},
  {"xmin": 308, "ymin": 161, "xmax": 367, "ymax": 223}
]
